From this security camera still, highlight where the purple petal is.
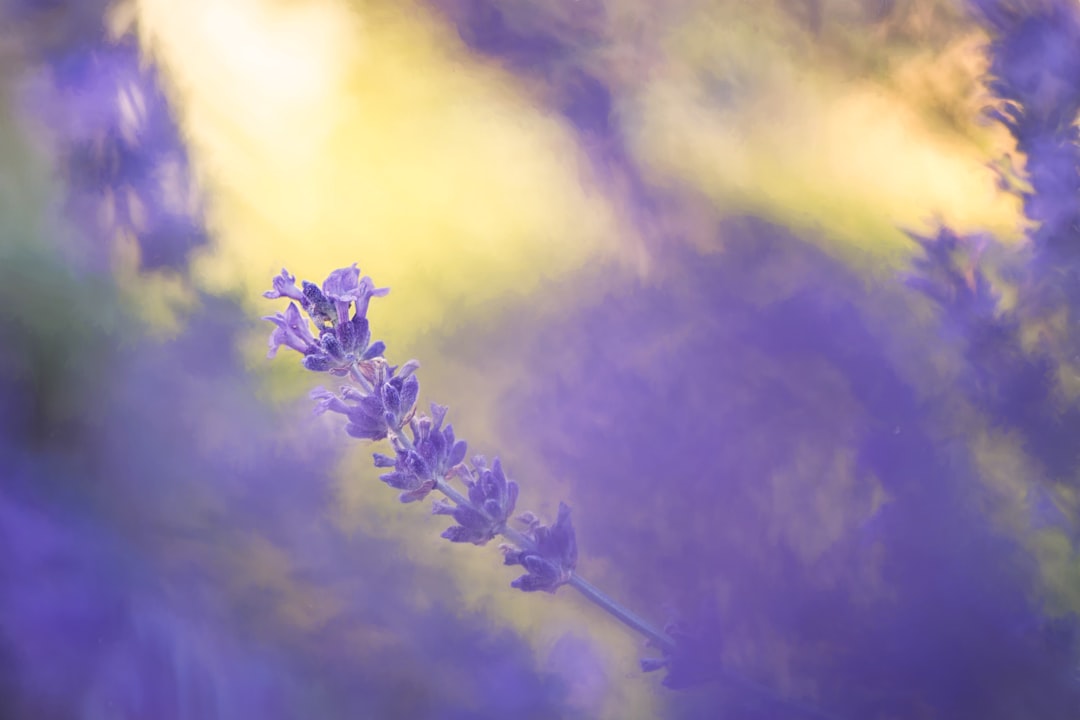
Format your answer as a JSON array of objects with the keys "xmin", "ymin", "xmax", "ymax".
[
  {"xmin": 441, "ymin": 526, "xmax": 478, "ymax": 543},
  {"xmin": 372, "ymin": 453, "xmax": 396, "ymax": 468},
  {"xmin": 468, "ymin": 481, "xmax": 487, "ymax": 508},
  {"xmin": 521, "ymin": 555, "xmax": 557, "ymax": 580},
  {"xmin": 361, "ymin": 341, "xmax": 385, "ymax": 361},
  {"xmin": 398, "ymin": 482, "xmax": 435, "ymax": 504},
  {"xmin": 382, "ymin": 384, "xmax": 401, "ymax": 413},
  {"xmin": 310, "ymin": 387, "xmax": 351, "ymax": 416},
  {"xmin": 264, "ymin": 303, "xmax": 317, "ymax": 358},
  {"xmin": 263, "ymin": 268, "xmax": 305, "ymax": 301},
  {"xmin": 398, "ymin": 377, "xmax": 420, "ymax": 416},
  {"xmin": 353, "ymin": 276, "xmax": 391, "ymax": 318},
  {"xmin": 350, "ymin": 316, "xmax": 371, "ymax": 353},
  {"xmin": 640, "ymin": 657, "xmax": 669, "ymax": 673},
  {"xmin": 356, "ymin": 394, "xmax": 385, "ymax": 420},
  {"xmin": 431, "ymin": 499, "xmax": 456, "ymax": 516},
  {"xmin": 346, "ymin": 419, "xmax": 387, "ymax": 441},
  {"xmin": 511, "ymin": 571, "xmax": 554, "ymax": 593},
  {"xmin": 321, "ymin": 264, "xmax": 361, "ymax": 301},
  {"xmin": 505, "ymin": 481, "xmax": 519, "ymax": 516},
  {"xmin": 421, "ymin": 435, "xmax": 442, "ymax": 466},
  {"xmin": 379, "ymin": 471, "xmax": 412, "ymax": 490},
  {"xmin": 448, "ymin": 439, "xmax": 467, "ymax": 467},
  {"xmin": 430, "ymin": 403, "xmax": 449, "ymax": 429},
  {"xmin": 452, "ymin": 505, "xmax": 489, "ymax": 532}
]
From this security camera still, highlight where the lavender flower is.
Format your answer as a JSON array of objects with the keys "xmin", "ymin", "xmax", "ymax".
[
  {"xmin": 903, "ymin": 2, "xmax": 1080, "ymax": 481},
  {"xmin": 310, "ymin": 359, "xmax": 419, "ymax": 441},
  {"xmin": 435, "ymin": 456, "xmax": 519, "ymax": 545},
  {"xmin": 17, "ymin": 27, "xmax": 211, "ymax": 272},
  {"xmin": 502, "ymin": 503, "xmax": 577, "ymax": 593},
  {"xmin": 263, "ymin": 265, "xmax": 388, "ymax": 375},
  {"xmin": 904, "ymin": 227, "xmax": 999, "ymax": 321},
  {"xmin": 374, "ymin": 448, "xmax": 437, "ymax": 503},
  {"xmin": 974, "ymin": 0, "xmax": 1080, "ymax": 260},
  {"xmin": 263, "ymin": 266, "xmax": 674, "ymax": 667},
  {"xmin": 375, "ymin": 404, "xmax": 468, "ymax": 503},
  {"xmin": 264, "ymin": 302, "xmax": 318, "ymax": 358},
  {"xmin": 972, "ymin": 0, "xmax": 1080, "ymax": 339},
  {"xmin": 264, "ymin": 268, "xmax": 306, "ymax": 303}
]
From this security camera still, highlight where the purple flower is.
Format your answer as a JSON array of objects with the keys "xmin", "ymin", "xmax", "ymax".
[
  {"xmin": 321, "ymin": 263, "xmax": 389, "ymax": 322},
  {"xmin": 904, "ymin": 227, "xmax": 999, "ymax": 319},
  {"xmin": 263, "ymin": 268, "xmax": 306, "ymax": 303},
  {"xmin": 374, "ymin": 448, "xmax": 438, "ymax": 503},
  {"xmin": 309, "ymin": 359, "xmax": 419, "ymax": 441},
  {"xmin": 435, "ymin": 456, "xmax": 518, "ymax": 545},
  {"xmin": 303, "ymin": 319, "xmax": 385, "ymax": 376},
  {"xmin": 263, "ymin": 302, "xmax": 318, "ymax": 358},
  {"xmin": 263, "ymin": 265, "xmax": 389, "ymax": 374},
  {"xmin": 640, "ymin": 604, "xmax": 726, "ymax": 690},
  {"xmin": 502, "ymin": 502, "xmax": 577, "ymax": 593},
  {"xmin": 409, "ymin": 405, "xmax": 469, "ymax": 480},
  {"xmin": 373, "ymin": 404, "xmax": 469, "ymax": 504}
]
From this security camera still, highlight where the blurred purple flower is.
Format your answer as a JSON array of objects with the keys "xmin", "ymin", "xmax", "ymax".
[
  {"xmin": 493, "ymin": 217, "xmax": 1080, "ymax": 715},
  {"xmin": 641, "ymin": 604, "xmax": 727, "ymax": 690},
  {"xmin": 904, "ymin": 227, "xmax": 999, "ymax": 320},
  {"xmin": 972, "ymin": 0, "xmax": 1080, "ymax": 320},
  {"xmin": 902, "ymin": 2, "xmax": 1080, "ymax": 481},
  {"xmin": 16, "ymin": 31, "xmax": 210, "ymax": 272}
]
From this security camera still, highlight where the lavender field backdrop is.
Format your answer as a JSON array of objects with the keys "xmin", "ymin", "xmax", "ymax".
[{"xmin": 2, "ymin": 1, "xmax": 1080, "ymax": 718}]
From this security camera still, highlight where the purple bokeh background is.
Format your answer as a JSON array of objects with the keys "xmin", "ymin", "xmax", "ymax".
[{"xmin": 3, "ymin": 1, "xmax": 1080, "ymax": 719}]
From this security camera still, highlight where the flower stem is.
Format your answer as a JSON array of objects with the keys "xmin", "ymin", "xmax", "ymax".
[{"xmin": 564, "ymin": 574, "xmax": 676, "ymax": 651}]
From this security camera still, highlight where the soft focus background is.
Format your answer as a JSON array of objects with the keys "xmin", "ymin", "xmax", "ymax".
[{"xmin": 2, "ymin": 0, "xmax": 1080, "ymax": 718}]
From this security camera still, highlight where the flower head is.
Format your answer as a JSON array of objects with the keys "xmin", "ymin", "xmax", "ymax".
[
  {"xmin": 309, "ymin": 358, "xmax": 419, "ymax": 441},
  {"xmin": 373, "ymin": 404, "xmax": 468, "ymax": 503},
  {"xmin": 639, "ymin": 603, "xmax": 726, "ymax": 689},
  {"xmin": 263, "ymin": 265, "xmax": 389, "ymax": 374},
  {"xmin": 435, "ymin": 456, "xmax": 518, "ymax": 545},
  {"xmin": 374, "ymin": 448, "xmax": 438, "ymax": 503},
  {"xmin": 502, "ymin": 502, "xmax": 577, "ymax": 593},
  {"xmin": 904, "ymin": 227, "xmax": 999, "ymax": 319}
]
